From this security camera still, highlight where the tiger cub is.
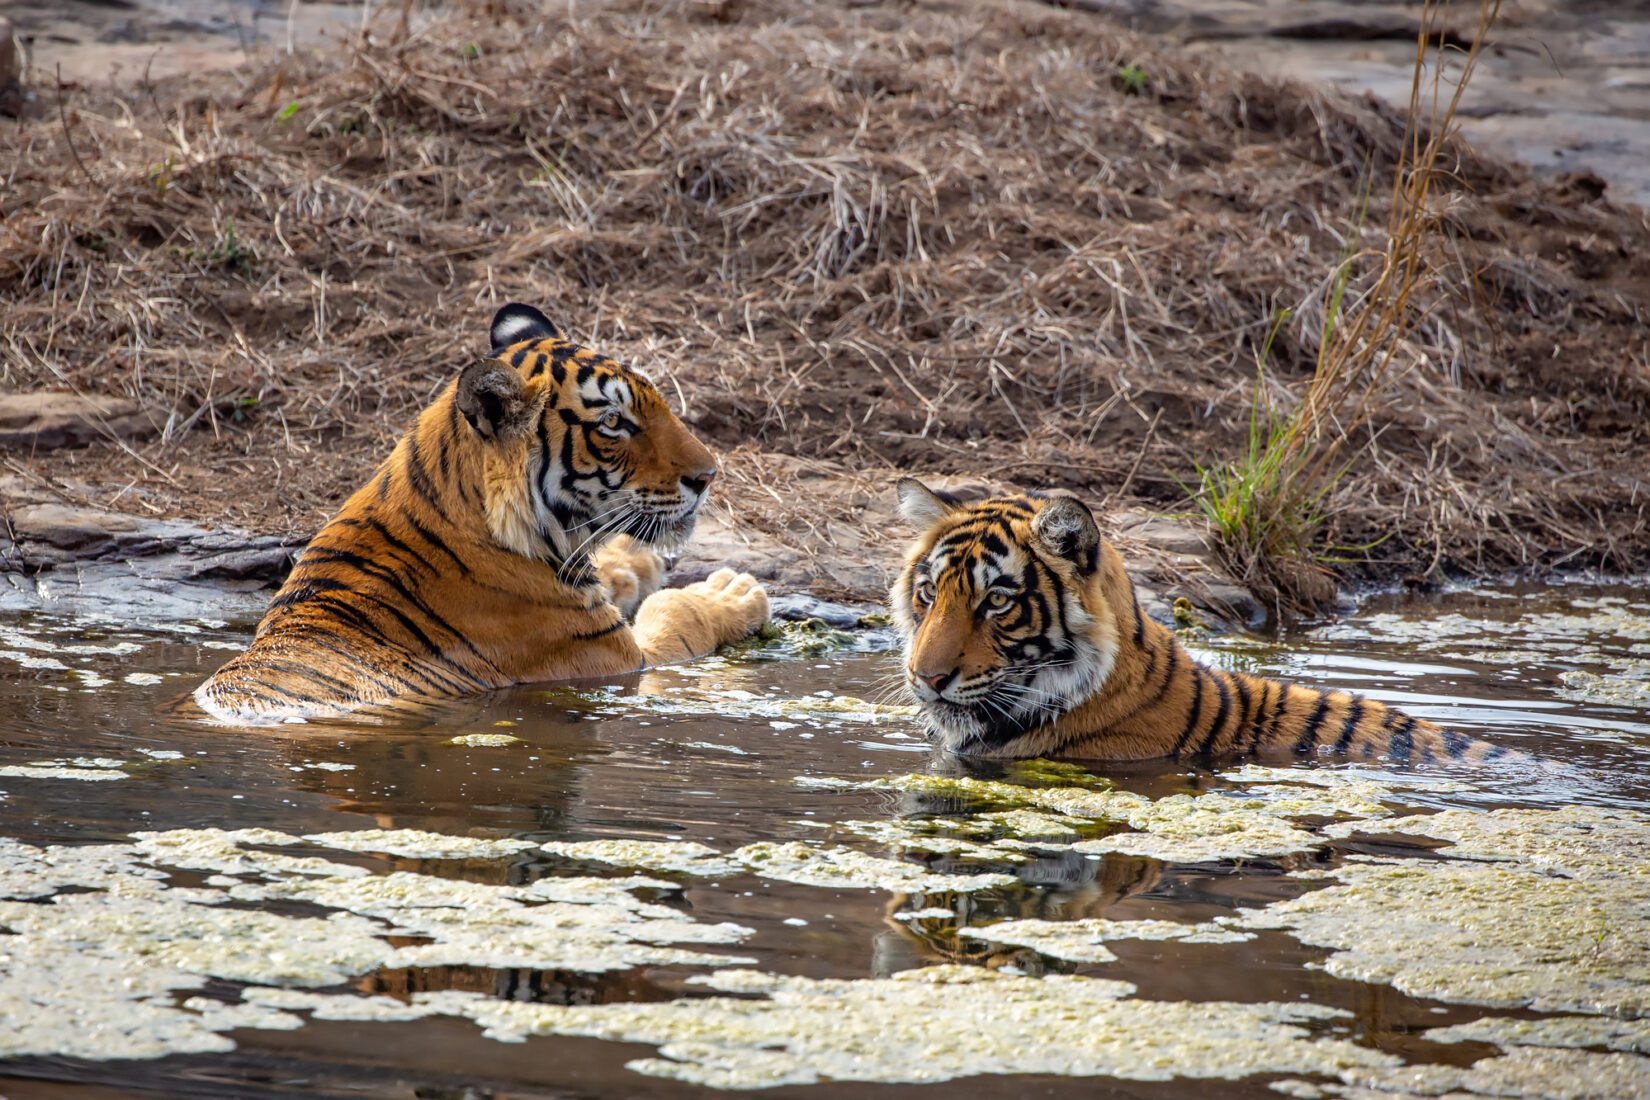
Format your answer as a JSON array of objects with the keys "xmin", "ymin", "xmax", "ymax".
[
  {"xmin": 196, "ymin": 304, "xmax": 767, "ymax": 723},
  {"xmin": 890, "ymin": 479, "xmax": 1508, "ymax": 764}
]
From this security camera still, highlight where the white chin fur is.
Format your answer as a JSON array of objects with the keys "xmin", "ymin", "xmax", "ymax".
[{"xmin": 914, "ymin": 634, "xmax": 1112, "ymax": 752}]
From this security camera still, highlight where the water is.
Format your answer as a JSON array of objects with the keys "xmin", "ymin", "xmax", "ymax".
[{"xmin": 0, "ymin": 582, "xmax": 1646, "ymax": 1097}]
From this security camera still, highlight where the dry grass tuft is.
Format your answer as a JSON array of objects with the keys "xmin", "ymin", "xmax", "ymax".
[
  {"xmin": 1, "ymin": 0, "xmax": 1646, "ymax": 594},
  {"xmin": 1194, "ymin": 0, "xmax": 1520, "ymax": 610}
]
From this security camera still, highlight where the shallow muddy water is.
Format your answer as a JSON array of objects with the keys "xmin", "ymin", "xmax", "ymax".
[{"xmin": 1, "ymin": 582, "xmax": 1648, "ymax": 1098}]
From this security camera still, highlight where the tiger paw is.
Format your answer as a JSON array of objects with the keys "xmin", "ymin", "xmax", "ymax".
[
  {"xmin": 634, "ymin": 568, "xmax": 769, "ymax": 664},
  {"xmin": 594, "ymin": 535, "xmax": 666, "ymax": 618},
  {"xmin": 686, "ymin": 567, "xmax": 769, "ymax": 645}
]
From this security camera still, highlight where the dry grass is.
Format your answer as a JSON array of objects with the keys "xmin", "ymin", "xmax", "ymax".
[
  {"xmin": 1193, "ymin": 0, "xmax": 1513, "ymax": 609},
  {"xmin": 1, "ymin": 0, "xmax": 1647, "ymax": 597}
]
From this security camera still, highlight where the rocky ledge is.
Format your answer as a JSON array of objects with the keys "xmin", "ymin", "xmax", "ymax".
[{"xmin": 1, "ymin": 481, "xmax": 304, "ymax": 623}]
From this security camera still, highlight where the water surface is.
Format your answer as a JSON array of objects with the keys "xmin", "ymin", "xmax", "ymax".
[{"xmin": 0, "ymin": 581, "xmax": 1646, "ymax": 1097}]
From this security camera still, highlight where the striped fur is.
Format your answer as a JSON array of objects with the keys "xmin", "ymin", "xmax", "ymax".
[
  {"xmin": 891, "ymin": 481, "xmax": 1509, "ymax": 765},
  {"xmin": 195, "ymin": 304, "xmax": 767, "ymax": 724}
]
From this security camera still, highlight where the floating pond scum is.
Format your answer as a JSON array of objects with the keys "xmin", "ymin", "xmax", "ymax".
[{"xmin": 1, "ymin": 586, "xmax": 1649, "ymax": 1097}]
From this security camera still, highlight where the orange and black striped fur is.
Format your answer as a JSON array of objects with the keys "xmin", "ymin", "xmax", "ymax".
[
  {"xmin": 196, "ymin": 304, "xmax": 768, "ymax": 723},
  {"xmin": 891, "ymin": 480, "xmax": 1508, "ymax": 765}
]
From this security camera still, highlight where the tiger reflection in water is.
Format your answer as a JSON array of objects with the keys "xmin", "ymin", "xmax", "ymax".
[
  {"xmin": 875, "ymin": 849, "xmax": 1163, "ymax": 977},
  {"xmin": 866, "ymin": 768, "xmax": 1164, "ymax": 977}
]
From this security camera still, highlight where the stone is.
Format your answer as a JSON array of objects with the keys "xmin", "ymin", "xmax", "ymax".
[
  {"xmin": 0, "ymin": 392, "xmax": 156, "ymax": 451},
  {"xmin": 1117, "ymin": 514, "xmax": 1213, "ymax": 558},
  {"xmin": 767, "ymin": 593, "xmax": 877, "ymax": 627},
  {"xmin": 1, "ymin": 490, "xmax": 304, "ymax": 621}
]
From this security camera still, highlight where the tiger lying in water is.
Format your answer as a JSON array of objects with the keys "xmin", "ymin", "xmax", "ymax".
[
  {"xmin": 891, "ymin": 479, "xmax": 1509, "ymax": 764},
  {"xmin": 196, "ymin": 304, "xmax": 768, "ymax": 723}
]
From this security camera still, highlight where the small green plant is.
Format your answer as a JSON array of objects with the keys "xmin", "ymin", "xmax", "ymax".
[
  {"xmin": 1188, "ymin": 0, "xmax": 1501, "ymax": 609},
  {"xmin": 149, "ymin": 155, "xmax": 174, "ymax": 198},
  {"xmin": 462, "ymin": 43, "xmax": 480, "ymax": 60},
  {"xmin": 230, "ymin": 396, "xmax": 260, "ymax": 423},
  {"xmin": 1115, "ymin": 64, "xmax": 1148, "ymax": 95},
  {"xmin": 1190, "ymin": 310, "xmax": 1326, "ymax": 565},
  {"xmin": 209, "ymin": 216, "xmax": 253, "ymax": 271},
  {"xmin": 275, "ymin": 101, "xmax": 300, "ymax": 124}
]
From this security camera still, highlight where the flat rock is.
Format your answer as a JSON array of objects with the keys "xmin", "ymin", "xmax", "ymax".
[
  {"xmin": 1116, "ymin": 513, "xmax": 1213, "ymax": 558},
  {"xmin": 0, "ymin": 392, "xmax": 156, "ymax": 450},
  {"xmin": 1, "ymin": 492, "xmax": 303, "ymax": 622},
  {"xmin": 767, "ymin": 593, "xmax": 878, "ymax": 627}
]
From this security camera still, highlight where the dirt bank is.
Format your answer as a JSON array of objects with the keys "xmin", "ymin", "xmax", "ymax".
[{"xmin": 2, "ymin": 0, "xmax": 1647, "ymax": 617}]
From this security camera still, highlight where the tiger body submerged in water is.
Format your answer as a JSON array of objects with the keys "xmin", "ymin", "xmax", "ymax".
[
  {"xmin": 196, "ymin": 304, "xmax": 768, "ymax": 724},
  {"xmin": 891, "ymin": 479, "xmax": 1508, "ymax": 764}
]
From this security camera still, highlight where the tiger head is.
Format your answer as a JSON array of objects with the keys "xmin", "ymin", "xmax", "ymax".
[
  {"xmin": 452, "ymin": 303, "xmax": 718, "ymax": 568},
  {"xmin": 890, "ymin": 480, "xmax": 1121, "ymax": 754}
]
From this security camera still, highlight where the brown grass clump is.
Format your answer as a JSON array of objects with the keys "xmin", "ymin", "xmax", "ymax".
[
  {"xmin": 1192, "ymin": 0, "xmax": 1515, "ymax": 610},
  {"xmin": 2, "ymin": 0, "xmax": 1647, "ymax": 600}
]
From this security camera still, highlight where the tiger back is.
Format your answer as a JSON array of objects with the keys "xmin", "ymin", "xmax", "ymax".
[
  {"xmin": 890, "ymin": 479, "xmax": 1513, "ymax": 765},
  {"xmin": 195, "ymin": 304, "xmax": 768, "ymax": 724}
]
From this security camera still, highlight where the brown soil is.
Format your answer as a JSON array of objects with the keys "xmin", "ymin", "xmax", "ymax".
[{"xmin": 2, "ymin": 0, "xmax": 1647, "ymax": 606}]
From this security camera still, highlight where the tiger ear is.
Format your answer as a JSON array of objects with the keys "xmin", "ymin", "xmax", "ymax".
[
  {"xmin": 456, "ymin": 358, "xmax": 535, "ymax": 443},
  {"xmin": 489, "ymin": 303, "xmax": 565, "ymax": 352},
  {"xmin": 1032, "ymin": 495, "xmax": 1101, "ymax": 574},
  {"xmin": 896, "ymin": 477, "xmax": 959, "ymax": 527}
]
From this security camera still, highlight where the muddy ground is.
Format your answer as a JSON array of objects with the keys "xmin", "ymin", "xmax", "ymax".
[{"xmin": 1, "ymin": 0, "xmax": 1647, "ymax": 618}]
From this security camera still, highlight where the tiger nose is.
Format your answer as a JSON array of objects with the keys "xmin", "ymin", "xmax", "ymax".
[
  {"xmin": 914, "ymin": 668, "xmax": 957, "ymax": 692},
  {"xmin": 681, "ymin": 468, "xmax": 717, "ymax": 496}
]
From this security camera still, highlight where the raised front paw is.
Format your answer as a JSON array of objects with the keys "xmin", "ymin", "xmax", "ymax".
[
  {"xmin": 685, "ymin": 567, "xmax": 769, "ymax": 646},
  {"xmin": 594, "ymin": 535, "xmax": 666, "ymax": 618}
]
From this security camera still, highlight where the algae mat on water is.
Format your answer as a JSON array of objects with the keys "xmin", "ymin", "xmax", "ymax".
[{"xmin": 4, "ymin": 764, "xmax": 1650, "ymax": 1092}]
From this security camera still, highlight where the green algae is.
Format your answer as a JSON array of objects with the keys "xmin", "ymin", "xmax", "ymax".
[
  {"xmin": 1331, "ymin": 1046, "xmax": 1650, "ymax": 1099},
  {"xmin": 800, "ymin": 768, "xmax": 1424, "ymax": 864},
  {"xmin": 586, "ymin": 686, "xmax": 917, "ymax": 727},
  {"xmin": 718, "ymin": 617, "xmax": 871, "ymax": 660},
  {"xmin": 542, "ymin": 838, "xmax": 744, "ymax": 876},
  {"xmin": 964, "ymin": 917, "xmax": 1255, "ymax": 963},
  {"xmin": 0, "ymin": 755, "xmax": 130, "ymax": 781},
  {"xmin": 183, "ymin": 996, "xmax": 305, "ymax": 1033},
  {"xmin": 426, "ymin": 965, "xmax": 1397, "ymax": 1089},
  {"xmin": 542, "ymin": 835, "xmax": 1019, "ymax": 890},
  {"xmin": 302, "ymin": 829, "xmax": 539, "ymax": 859},
  {"xmin": 0, "ymin": 828, "xmax": 758, "ymax": 1061},
  {"xmin": 797, "ymin": 772, "xmax": 1144, "ymax": 818},
  {"xmin": 1239, "ymin": 804, "xmax": 1650, "ymax": 1017},
  {"xmin": 245, "ymin": 987, "xmax": 454, "ymax": 1022},
  {"xmin": 1324, "ymin": 803, "xmax": 1650, "ymax": 880},
  {"xmin": 133, "ymin": 827, "xmax": 368, "ymax": 879},
  {"xmin": 1558, "ymin": 661, "xmax": 1650, "ymax": 708},
  {"xmin": 730, "ymin": 841, "xmax": 1016, "ymax": 892},
  {"xmin": 235, "ymin": 868, "xmax": 756, "ymax": 972},
  {"xmin": 819, "ymin": 818, "xmax": 1035, "ymax": 863},
  {"xmin": 1426, "ymin": 1015, "xmax": 1650, "ymax": 1055},
  {"xmin": 448, "ymin": 732, "xmax": 524, "ymax": 747}
]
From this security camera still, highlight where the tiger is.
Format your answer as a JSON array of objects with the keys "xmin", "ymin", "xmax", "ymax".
[
  {"xmin": 195, "ymin": 303, "xmax": 768, "ymax": 724},
  {"xmin": 890, "ymin": 478, "xmax": 1512, "ymax": 764}
]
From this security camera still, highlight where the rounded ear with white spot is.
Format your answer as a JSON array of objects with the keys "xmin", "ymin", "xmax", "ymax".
[
  {"xmin": 456, "ymin": 358, "xmax": 535, "ymax": 442},
  {"xmin": 489, "ymin": 303, "xmax": 565, "ymax": 352},
  {"xmin": 1032, "ymin": 495, "xmax": 1100, "ymax": 574},
  {"xmin": 896, "ymin": 477, "xmax": 959, "ymax": 527}
]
